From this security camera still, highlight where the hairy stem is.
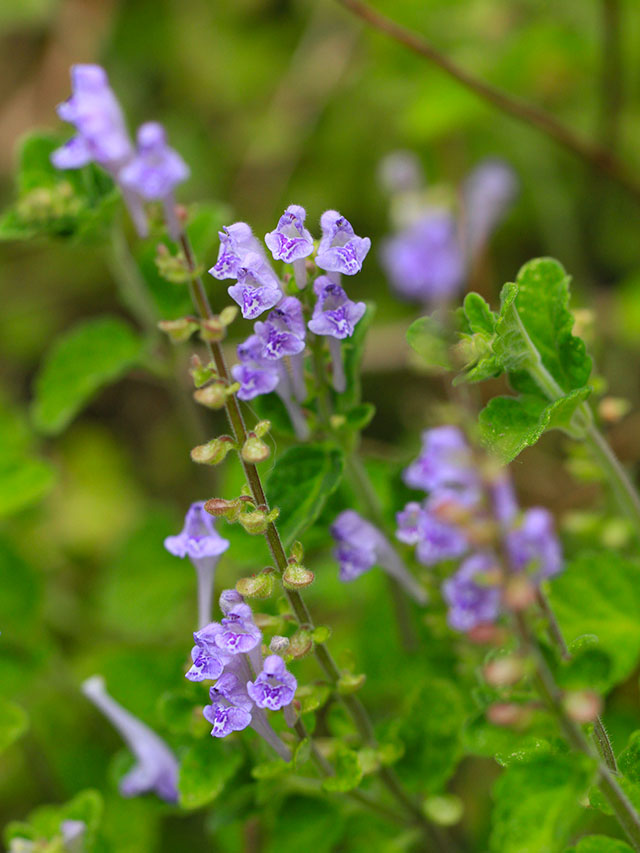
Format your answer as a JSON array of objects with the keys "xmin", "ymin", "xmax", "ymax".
[
  {"xmin": 514, "ymin": 612, "xmax": 640, "ymax": 851},
  {"xmin": 334, "ymin": 0, "xmax": 640, "ymax": 204},
  {"xmin": 584, "ymin": 423, "xmax": 640, "ymax": 538}
]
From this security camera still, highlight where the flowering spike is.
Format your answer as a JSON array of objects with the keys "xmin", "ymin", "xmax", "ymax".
[{"xmin": 81, "ymin": 676, "xmax": 178, "ymax": 803}]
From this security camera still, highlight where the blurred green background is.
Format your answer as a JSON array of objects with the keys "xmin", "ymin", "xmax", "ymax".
[{"xmin": 2, "ymin": 0, "xmax": 640, "ymax": 850}]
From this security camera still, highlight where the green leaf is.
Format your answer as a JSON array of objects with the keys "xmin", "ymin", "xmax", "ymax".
[
  {"xmin": 266, "ymin": 797, "xmax": 346, "ymax": 853},
  {"xmin": 490, "ymin": 753, "xmax": 594, "ymax": 853},
  {"xmin": 0, "ymin": 698, "xmax": 28, "ymax": 754},
  {"xmin": 178, "ymin": 744, "xmax": 243, "ymax": 809},
  {"xmin": 462, "ymin": 292, "xmax": 496, "ymax": 335},
  {"xmin": 567, "ymin": 836, "xmax": 633, "ymax": 852},
  {"xmin": 342, "ymin": 403, "xmax": 376, "ymax": 432},
  {"xmin": 478, "ymin": 387, "xmax": 591, "ymax": 463},
  {"xmin": 0, "ymin": 406, "xmax": 56, "ymax": 515},
  {"xmin": 0, "ymin": 535, "xmax": 41, "ymax": 632},
  {"xmin": 557, "ymin": 642, "xmax": 612, "ymax": 692},
  {"xmin": 0, "ymin": 131, "xmax": 118, "ymax": 243},
  {"xmin": 493, "ymin": 259, "xmax": 591, "ymax": 391},
  {"xmin": 266, "ymin": 444, "xmax": 345, "ymax": 547},
  {"xmin": 548, "ymin": 552, "xmax": 640, "ymax": 688},
  {"xmin": 391, "ymin": 677, "xmax": 466, "ymax": 792},
  {"xmin": 406, "ymin": 314, "xmax": 451, "ymax": 371},
  {"xmin": 619, "ymin": 731, "xmax": 640, "ymax": 785},
  {"xmin": 322, "ymin": 747, "xmax": 363, "ymax": 793},
  {"xmin": 31, "ymin": 316, "xmax": 144, "ymax": 434}
]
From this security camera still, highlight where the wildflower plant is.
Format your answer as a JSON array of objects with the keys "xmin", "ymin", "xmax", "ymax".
[{"xmin": 3, "ymin": 59, "xmax": 640, "ymax": 853}]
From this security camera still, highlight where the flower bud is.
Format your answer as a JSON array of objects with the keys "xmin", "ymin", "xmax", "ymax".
[
  {"xmin": 190, "ymin": 436, "xmax": 235, "ymax": 465},
  {"xmin": 199, "ymin": 316, "xmax": 225, "ymax": 342},
  {"xmin": 189, "ymin": 355, "xmax": 217, "ymax": 388},
  {"xmin": 283, "ymin": 562, "xmax": 314, "ymax": 591},
  {"xmin": 288, "ymin": 627, "xmax": 313, "ymax": 659},
  {"xmin": 241, "ymin": 433, "xmax": 270, "ymax": 464},
  {"xmin": 155, "ymin": 245, "xmax": 202, "ymax": 283},
  {"xmin": 483, "ymin": 655, "xmax": 524, "ymax": 687},
  {"xmin": 194, "ymin": 382, "xmax": 227, "ymax": 409},
  {"xmin": 236, "ymin": 570, "xmax": 276, "ymax": 600},
  {"xmin": 598, "ymin": 396, "xmax": 631, "ymax": 424},
  {"xmin": 157, "ymin": 317, "xmax": 199, "ymax": 343},
  {"xmin": 337, "ymin": 672, "xmax": 366, "ymax": 695},
  {"xmin": 204, "ymin": 496, "xmax": 246, "ymax": 521},
  {"xmin": 503, "ymin": 575, "xmax": 537, "ymax": 611},
  {"xmin": 269, "ymin": 635, "xmax": 290, "ymax": 654},
  {"xmin": 487, "ymin": 702, "xmax": 532, "ymax": 729},
  {"xmin": 564, "ymin": 690, "xmax": 602, "ymax": 724},
  {"xmin": 219, "ymin": 305, "xmax": 239, "ymax": 326},
  {"xmin": 254, "ymin": 419, "xmax": 271, "ymax": 438},
  {"xmin": 467, "ymin": 623, "xmax": 509, "ymax": 646},
  {"xmin": 238, "ymin": 509, "xmax": 269, "ymax": 535}
]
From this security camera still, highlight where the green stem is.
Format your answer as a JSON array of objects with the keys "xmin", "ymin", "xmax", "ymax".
[
  {"xmin": 584, "ymin": 423, "xmax": 640, "ymax": 537},
  {"xmin": 177, "ymin": 232, "xmax": 447, "ymax": 846},
  {"xmin": 536, "ymin": 589, "xmax": 617, "ymax": 773},
  {"xmin": 515, "ymin": 612, "xmax": 640, "ymax": 851}
]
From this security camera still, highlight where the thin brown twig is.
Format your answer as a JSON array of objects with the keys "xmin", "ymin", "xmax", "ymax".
[{"xmin": 334, "ymin": 0, "xmax": 640, "ymax": 203}]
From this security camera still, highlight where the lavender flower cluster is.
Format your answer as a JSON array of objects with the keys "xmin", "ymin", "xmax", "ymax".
[
  {"xmin": 51, "ymin": 64, "xmax": 189, "ymax": 238},
  {"xmin": 187, "ymin": 590, "xmax": 296, "ymax": 761},
  {"xmin": 396, "ymin": 426, "xmax": 563, "ymax": 632},
  {"xmin": 211, "ymin": 207, "xmax": 369, "ymax": 434}
]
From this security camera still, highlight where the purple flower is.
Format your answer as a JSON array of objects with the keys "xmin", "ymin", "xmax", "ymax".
[
  {"xmin": 403, "ymin": 426, "xmax": 477, "ymax": 495},
  {"xmin": 231, "ymin": 334, "xmax": 280, "ymax": 401},
  {"xmin": 442, "ymin": 553, "xmax": 501, "ymax": 632},
  {"xmin": 203, "ymin": 700, "xmax": 252, "ymax": 738},
  {"xmin": 52, "ymin": 64, "xmax": 132, "ymax": 171},
  {"xmin": 396, "ymin": 497, "xmax": 468, "ymax": 567},
  {"xmin": 164, "ymin": 502, "xmax": 230, "ymax": 629},
  {"xmin": 308, "ymin": 277, "xmax": 366, "ymax": 339},
  {"xmin": 381, "ymin": 211, "xmax": 464, "ymax": 305},
  {"xmin": 506, "ymin": 508, "xmax": 563, "ymax": 581},
  {"xmin": 118, "ymin": 123, "xmax": 189, "ymax": 236},
  {"xmin": 81, "ymin": 675, "xmax": 179, "ymax": 803},
  {"xmin": 164, "ymin": 502, "xmax": 230, "ymax": 562},
  {"xmin": 185, "ymin": 643, "xmax": 229, "ymax": 682},
  {"xmin": 209, "ymin": 222, "xmax": 263, "ymax": 280},
  {"xmin": 214, "ymin": 602, "xmax": 262, "ymax": 655},
  {"xmin": 61, "ymin": 820, "xmax": 86, "ymax": 853},
  {"xmin": 265, "ymin": 204, "xmax": 314, "ymax": 263},
  {"xmin": 228, "ymin": 253, "xmax": 283, "ymax": 320},
  {"xmin": 462, "ymin": 159, "xmax": 517, "ymax": 258},
  {"xmin": 254, "ymin": 297, "xmax": 306, "ymax": 360},
  {"xmin": 219, "ymin": 588, "xmax": 243, "ymax": 614},
  {"xmin": 332, "ymin": 510, "xmax": 426, "ymax": 603},
  {"xmin": 316, "ymin": 210, "xmax": 371, "ymax": 277},
  {"xmin": 247, "ymin": 655, "xmax": 297, "ymax": 711},
  {"xmin": 212, "ymin": 670, "xmax": 254, "ymax": 711}
]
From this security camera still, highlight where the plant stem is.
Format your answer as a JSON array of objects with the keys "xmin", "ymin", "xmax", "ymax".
[
  {"xmin": 536, "ymin": 589, "xmax": 617, "ymax": 773},
  {"xmin": 514, "ymin": 612, "xmax": 640, "ymax": 851},
  {"xmin": 584, "ymin": 423, "xmax": 640, "ymax": 537},
  {"xmin": 599, "ymin": 0, "xmax": 623, "ymax": 153},
  {"xmin": 334, "ymin": 0, "xmax": 640, "ymax": 204},
  {"xmin": 176, "ymin": 231, "xmax": 448, "ymax": 847}
]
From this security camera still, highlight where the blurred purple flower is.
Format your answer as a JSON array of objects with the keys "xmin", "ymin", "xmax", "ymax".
[
  {"xmin": 380, "ymin": 211, "xmax": 464, "ymax": 305},
  {"xmin": 403, "ymin": 426, "xmax": 478, "ymax": 495},
  {"xmin": 506, "ymin": 507, "xmax": 563, "ymax": 580},
  {"xmin": 82, "ymin": 675, "xmax": 179, "ymax": 803},
  {"xmin": 462, "ymin": 158, "xmax": 517, "ymax": 258},
  {"xmin": 442, "ymin": 552, "xmax": 501, "ymax": 633}
]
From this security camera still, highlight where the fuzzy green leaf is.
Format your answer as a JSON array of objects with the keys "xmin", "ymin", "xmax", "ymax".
[
  {"xmin": 32, "ymin": 316, "xmax": 143, "ymax": 434},
  {"xmin": 266, "ymin": 444, "xmax": 345, "ymax": 547},
  {"xmin": 548, "ymin": 552, "xmax": 640, "ymax": 688},
  {"xmin": 322, "ymin": 747, "xmax": 363, "ymax": 793},
  {"xmin": 567, "ymin": 836, "xmax": 633, "ymax": 852},
  {"xmin": 490, "ymin": 753, "xmax": 594, "ymax": 853},
  {"xmin": 178, "ymin": 744, "xmax": 243, "ymax": 809},
  {"xmin": 478, "ymin": 387, "xmax": 591, "ymax": 463},
  {"xmin": 406, "ymin": 314, "xmax": 452, "ymax": 371}
]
